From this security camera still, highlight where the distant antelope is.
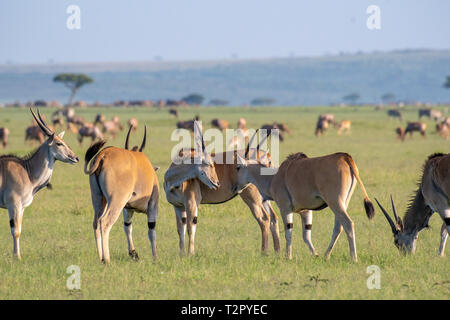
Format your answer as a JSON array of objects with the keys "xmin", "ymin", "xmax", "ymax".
[
  {"xmin": 336, "ymin": 120, "xmax": 351, "ymax": 135},
  {"xmin": 261, "ymin": 123, "xmax": 290, "ymax": 142},
  {"xmin": 436, "ymin": 122, "xmax": 449, "ymax": 140},
  {"xmin": 1, "ymin": 109, "xmax": 78, "ymax": 259},
  {"xmin": 375, "ymin": 153, "xmax": 450, "ymax": 256},
  {"xmin": 102, "ymin": 116, "xmax": 123, "ymax": 139},
  {"xmin": 128, "ymin": 117, "xmax": 138, "ymax": 132},
  {"xmin": 165, "ymin": 128, "xmax": 281, "ymax": 256},
  {"xmin": 77, "ymin": 123, "xmax": 104, "ymax": 145},
  {"xmin": 94, "ymin": 114, "xmax": 106, "ymax": 126},
  {"xmin": 169, "ymin": 108, "xmax": 179, "ymax": 118},
  {"xmin": 228, "ymin": 118, "xmax": 250, "ymax": 149},
  {"xmin": 419, "ymin": 108, "xmax": 442, "ymax": 121},
  {"xmin": 387, "ymin": 109, "xmax": 402, "ymax": 121},
  {"xmin": 84, "ymin": 126, "xmax": 159, "ymax": 263},
  {"xmin": 0, "ymin": 127, "xmax": 10, "ymax": 148},
  {"xmin": 25, "ymin": 125, "xmax": 45, "ymax": 145},
  {"xmin": 51, "ymin": 110, "xmax": 65, "ymax": 128},
  {"xmin": 235, "ymin": 132, "xmax": 375, "ymax": 262},
  {"xmin": 176, "ymin": 115, "xmax": 200, "ymax": 132},
  {"xmin": 211, "ymin": 119, "xmax": 229, "ymax": 131},
  {"xmin": 398, "ymin": 122, "xmax": 427, "ymax": 141}
]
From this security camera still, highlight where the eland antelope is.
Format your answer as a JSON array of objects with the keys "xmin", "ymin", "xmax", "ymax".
[
  {"xmin": 375, "ymin": 153, "xmax": 450, "ymax": 256},
  {"xmin": 84, "ymin": 126, "xmax": 159, "ymax": 263},
  {"xmin": 165, "ymin": 122, "xmax": 280, "ymax": 256},
  {"xmin": 1, "ymin": 109, "xmax": 78, "ymax": 259},
  {"xmin": 235, "ymin": 132, "xmax": 375, "ymax": 262}
]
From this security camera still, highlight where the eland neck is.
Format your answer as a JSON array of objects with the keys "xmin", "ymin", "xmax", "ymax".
[
  {"xmin": 402, "ymin": 188, "xmax": 433, "ymax": 235},
  {"xmin": 247, "ymin": 165, "xmax": 275, "ymax": 200},
  {"xmin": 25, "ymin": 141, "xmax": 55, "ymax": 189}
]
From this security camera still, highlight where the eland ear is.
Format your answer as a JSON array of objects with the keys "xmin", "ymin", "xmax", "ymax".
[{"xmin": 58, "ymin": 131, "xmax": 65, "ymax": 138}]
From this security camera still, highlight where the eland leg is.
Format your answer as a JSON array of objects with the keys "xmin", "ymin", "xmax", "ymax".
[
  {"xmin": 300, "ymin": 210, "xmax": 318, "ymax": 256},
  {"xmin": 147, "ymin": 186, "xmax": 159, "ymax": 260},
  {"xmin": 123, "ymin": 208, "xmax": 138, "ymax": 260},
  {"xmin": 174, "ymin": 206, "xmax": 187, "ymax": 256},
  {"xmin": 8, "ymin": 204, "xmax": 24, "ymax": 259}
]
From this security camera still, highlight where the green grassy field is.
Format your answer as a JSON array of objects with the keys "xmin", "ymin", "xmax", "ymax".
[{"xmin": 0, "ymin": 105, "xmax": 448, "ymax": 299}]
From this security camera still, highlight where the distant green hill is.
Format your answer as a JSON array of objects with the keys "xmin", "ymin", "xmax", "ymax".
[{"xmin": 0, "ymin": 49, "xmax": 449, "ymax": 105}]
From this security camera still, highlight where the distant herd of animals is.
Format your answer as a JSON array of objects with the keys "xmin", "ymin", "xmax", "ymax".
[
  {"xmin": 0, "ymin": 107, "xmax": 448, "ymax": 264},
  {"xmin": 386, "ymin": 108, "xmax": 450, "ymax": 141}
]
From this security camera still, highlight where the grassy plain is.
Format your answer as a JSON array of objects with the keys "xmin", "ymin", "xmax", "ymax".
[{"xmin": 0, "ymin": 105, "xmax": 448, "ymax": 299}]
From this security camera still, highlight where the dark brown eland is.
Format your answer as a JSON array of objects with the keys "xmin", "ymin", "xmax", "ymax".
[
  {"xmin": 84, "ymin": 126, "xmax": 159, "ymax": 263},
  {"xmin": 375, "ymin": 153, "xmax": 450, "ymax": 256},
  {"xmin": 0, "ymin": 109, "xmax": 78, "ymax": 259}
]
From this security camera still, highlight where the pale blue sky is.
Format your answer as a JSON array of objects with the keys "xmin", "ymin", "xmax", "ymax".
[{"xmin": 0, "ymin": 0, "xmax": 449, "ymax": 64}]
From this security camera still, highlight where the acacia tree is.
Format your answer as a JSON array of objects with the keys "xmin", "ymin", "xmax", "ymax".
[
  {"xmin": 343, "ymin": 92, "xmax": 360, "ymax": 105},
  {"xmin": 381, "ymin": 93, "xmax": 396, "ymax": 104},
  {"xmin": 444, "ymin": 76, "xmax": 450, "ymax": 88},
  {"xmin": 181, "ymin": 93, "xmax": 205, "ymax": 105},
  {"xmin": 53, "ymin": 73, "xmax": 93, "ymax": 106}
]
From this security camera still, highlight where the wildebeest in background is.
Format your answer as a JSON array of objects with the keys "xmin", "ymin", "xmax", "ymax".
[
  {"xmin": 84, "ymin": 127, "xmax": 159, "ymax": 263},
  {"xmin": 25, "ymin": 125, "xmax": 45, "ymax": 145},
  {"xmin": 51, "ymin": 110, "xmax": 65, "ymax": 128},
  {"xmin": 169, "ymin": 108, "xmax": 179, "ymax": 118},
  {"xmin": 1, "ymin": 109, "xmax": 78, "ymax": 259},
  {"xmin": 176, "ymin": 115, "xmax": 200, "ymax": 132},
  {"xmin": 375, "ymin": 153, "xmax": 450, "ymax": 256},
  {"xmin": 260, "ymin": 123, "xmax": 291, "ymax": 142},
  {"xmin": 77, "ymin": 123, "xmax": 104, "ymax": 145},
  {"xmin": 418, "ymin": 108, "xmax": 443, "ymax": 121},
  {"xmin": 387, "ymin": 109, "xmax": 402, "ymax": 121},
  {"xmin": 397, "ymin": 122, "xmax": 427, "ymax": 141},
  {"xmin": 0, "ymin": 127, "xmax": 10, "ymax": 148},
  {"xmin": 315, "ymin": 117, "xmax": 329, "ymax": 137},
  {"xmin": 94, "ymin": 113, "xmax": 106, "ymax": 126},
  {"xmin": 211, "ymin": 119, "xmax": 229, "ymax": 131}
]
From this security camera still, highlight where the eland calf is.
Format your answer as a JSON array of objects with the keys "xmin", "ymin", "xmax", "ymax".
[
  {"xmin": 84, "ymin": 126, "xmax": 159, "ymax": 263},
  {"xmin": 1, "ymin": 109, "xmax": 78, "ymax": 259}
]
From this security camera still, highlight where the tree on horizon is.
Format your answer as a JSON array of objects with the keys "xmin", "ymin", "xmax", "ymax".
[{"xmin": 53, "ymin": 73, "xmax": 93, "ymax": 106}]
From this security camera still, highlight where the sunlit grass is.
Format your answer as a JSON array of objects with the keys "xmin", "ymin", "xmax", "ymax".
[{"xmin": 0, "ymin": 105, "xmax": 448, "ymax": 299}]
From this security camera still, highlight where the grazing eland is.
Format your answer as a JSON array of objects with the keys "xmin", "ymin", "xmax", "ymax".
[{"xmin": 375, "ymin": 153, "xmax": 450, "ymax": 256}]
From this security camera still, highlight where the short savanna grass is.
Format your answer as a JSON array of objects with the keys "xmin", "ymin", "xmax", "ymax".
[{"xmin": 0, "ymin": 105, "xmax": 448, "ymax": 299}]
